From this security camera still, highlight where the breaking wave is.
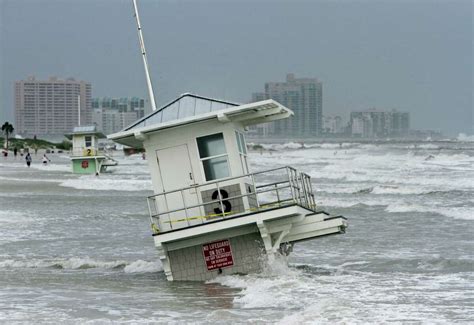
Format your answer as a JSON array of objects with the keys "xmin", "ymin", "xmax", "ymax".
[
  {"xmin": 0, "ymin": 257, "xmax": 162, "ymax": 273},
  {"xmin": 385, "ymin": 204, "xmax": 473, "ymax": 220},
  {"xmin": 59, "ymin": 176, "xmax": 152, "ymax": 191},
  {"xmin": 457, "ymin": 133, "xmax": 474, "ymax": 142},
  {"xmin": 124, "ymin": 260, "xmax": 162, "ymax": 273}
]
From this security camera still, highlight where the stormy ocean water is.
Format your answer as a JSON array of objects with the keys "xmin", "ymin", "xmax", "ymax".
[{"xmin": 0, "ymin": 140, "xmax": 473, "ymax": 324}]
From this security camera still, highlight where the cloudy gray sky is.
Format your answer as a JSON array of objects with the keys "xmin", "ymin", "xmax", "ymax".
[{"xmin": 1, "ymin": 0, "xmax": 472, "ymax": 135}]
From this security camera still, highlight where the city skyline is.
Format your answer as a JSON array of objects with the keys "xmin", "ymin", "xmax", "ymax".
[
  {"xmin": 92, "ymin": 96, "xmax": 147, "ymax": 135},
  {"xmin": 1, "ymin": 0, "xmax": 472, "ymax": 136}
]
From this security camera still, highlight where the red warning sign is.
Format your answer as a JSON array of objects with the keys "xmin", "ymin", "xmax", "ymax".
[{"xmin": 202, "ymin": 239, "xmax": 234, "ymax": 271}]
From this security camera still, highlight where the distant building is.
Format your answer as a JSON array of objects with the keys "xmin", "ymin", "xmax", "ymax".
[
  {"xmin": 323, "ymin": 115, "xmax": 344, "ymax": 134},
  {"xmin": 247, "ymin": 92, "xmax": 272, "ymax": 138},
  {"xmin": 349, "ymin": 109, "xmax": 410, "ymax": 137},
  {"xmin": 91, "ymin": 97, "xmax": 147, "ymax": 135},
  {"xmin": 14, "ymin": 76, "xmax": 92, "ymax": 136},
  {"xmin": 250, "ymin": 73, "xmax": 323, "ymax": 138}
]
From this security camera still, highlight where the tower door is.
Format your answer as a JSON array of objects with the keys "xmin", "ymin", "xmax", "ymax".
[{"xmin": 155, "ymin": 144, "xmax": 201, "ymax": 230}]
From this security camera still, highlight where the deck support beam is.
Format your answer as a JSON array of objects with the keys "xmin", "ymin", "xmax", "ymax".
[{"xmin": 156, "ymin": 243, "xmax": 173, "ymax": 281}]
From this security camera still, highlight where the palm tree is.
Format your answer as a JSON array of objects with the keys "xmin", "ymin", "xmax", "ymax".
[{"xmin": 1, "ymin": 122, "xmax": 14, "ymax": 151}]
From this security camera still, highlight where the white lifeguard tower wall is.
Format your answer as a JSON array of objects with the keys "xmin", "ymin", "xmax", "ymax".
[
  {"xmin": 67, "ymin": 126, "xmax": 103, "ymax": 157},
  {"xmin": 110, "ymin": 94, "xmax": 289, "ymax": 232},
  {"xmin": 65, "ymin": 126, "xmax": 114, "ymax": 174},
  {"xmin": 146, "ymin": 121, "xmax": 253, "ymax": 228},
  {"xmin": 144, "ymin": 122, "xmax": 268, "ymax": 280},
  {"xmin": 109, "ymin": 94, "xmax": 346, "ymax": 281},
  {"xmin": 108, "ymin": 94, "xmax": 293, "ymax": 279}
]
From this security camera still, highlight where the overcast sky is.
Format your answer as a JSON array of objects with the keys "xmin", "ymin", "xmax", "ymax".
[{"xmin": 1, "ymin": 0, "xmax": 472, "ymax": 135}]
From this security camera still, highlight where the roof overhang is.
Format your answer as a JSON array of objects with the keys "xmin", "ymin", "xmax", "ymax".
[
  {"xmin": 108, "ymin": 99, "xmax": 292, "ymax": 147},
  {"xmin": 65, "ymin": 131, "xmax": 106, "ymax": 140}
]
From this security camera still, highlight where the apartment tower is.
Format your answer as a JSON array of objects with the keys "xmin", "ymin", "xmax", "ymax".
[
  {"xmin": 15, "ymin": 76, "xmax": 92, "ymax": 136},
  {"xmin": 252, "ymin": 73, "xmax": 323, "ymax": 138}
]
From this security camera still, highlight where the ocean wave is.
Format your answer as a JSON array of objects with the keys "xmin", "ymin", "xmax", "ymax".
[
  {"xmin": 123, "ymin": 260, "xmax": 162, "ymax": 273},
  {"xmin": 457, "ymin": 133, "xmax": 474, "ymax": 142},
  {"xmin": 369, "ymin": 185, "xmax": 445, "ymax": 195},
  {"xmin": 0, "ymin": 257, "xmax": 162, "ymax": 273},
  {"xmin": 0, "ymin": 175, "xmax": 64, "ymax": 183},
  {"xmin": 317, "ymin": 196, "xmax": 474, "ymax": 221},
  {"xmin": 0, "ymin": 257, "xmax": 126, "ymax": 270},
  {"xmin": 207, "ymin": 256, "xmax": 472, "ymax": 323},
  {"xmin": 316, "ymin": 185, "xmax": 451, "ymax": 195},
  {"xmin": 29, "ymin": 163, "xmax": 71, "ymax": 172},
  {"xmin": 310, "ymin": 167, "xmax": 474, "ymax": 191},
  {"xmin": 406, "ymin": 143, "xmax": 440, "ymax": 149},
  {"xmin": 0, "ymin": 210, "xmax": 32, "ymax": 224},
  {"xmin": 385, "ymin": 204, "xmax": 473, "ymax": 220},
  {"xmin": 259, "ymin": 142, "xmax": 305, "ymax": 151},
  {"xmin": 334, "ymin": 256, "xmax": 474, "ymax": 274},
  {"xmin": 59, "ymin": 176, "xmax": 152, "ymax": 191},
  {"xmin": 317, "ymin": 197, "xmax": 388, "ymax": 208}
]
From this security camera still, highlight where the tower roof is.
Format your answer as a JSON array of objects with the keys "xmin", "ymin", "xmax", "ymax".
[
  {"xmin": 64, "ymin": 125, "xmax": 105, "ymax": 139},
  {"xmin": 125, "ymin": 93, "xmax": 240, "ymax": 131}
]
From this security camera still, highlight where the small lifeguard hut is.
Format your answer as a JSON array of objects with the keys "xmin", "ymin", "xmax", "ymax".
[
  {"xmin": 109, "ymin": 93, "xmax": 347, "ymax": 281},
  {"xmin": 65, "ymin": 125, "xmax": 117, "ymax": 174}
]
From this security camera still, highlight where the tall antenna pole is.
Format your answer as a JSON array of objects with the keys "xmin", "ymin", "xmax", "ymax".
[{"xmin": 132, "ymin": 0, "xmax": 157, "ymax": 111}]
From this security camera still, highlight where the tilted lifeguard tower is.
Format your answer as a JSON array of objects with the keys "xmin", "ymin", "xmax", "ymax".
[
  {"xmin": 65, "ymin": 125, "xmax": 117, "ymax": 175},
  {"xmin": 108, "ymin": 93, "xmax": 347, "ymax": 281}
]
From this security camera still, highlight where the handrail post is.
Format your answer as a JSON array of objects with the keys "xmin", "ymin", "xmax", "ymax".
[
  {"xmin": 275, "ymin": 183, "xmax": 281, "ymax": 206},
  {"xmin": 286, "ymin": 167, "xmax": 296, "ymax": 203},
  {"xmin": 302, "ymin": 173, "xmax": 310, "ymax": 208},
  {"xmin": 215, "ymin": 181, "xmax": 226, "ymax": 219},
  {"xmin": 146, "ymin": 197, "xmax": 155, "ymax": 226},
  {"xmin": 295, "ymin": 170, "xmax": 302, "ymax": 205},
  {"xmin": 308, "ymin": 175, "xmax": 316, "ymax": 209},
  {"xmin": 180, "ymin": 189, "xmax": 190, "ymax": 227},
  {"xmin": 162, "ymin": 192, "xmax": 172, "ymax": 230},
  {"xmin": 300, "ymin": 174, "xmax": 305, "ymax": 206},
  {"xmin": 291, "ymin": 168, "xmax": 298, "ymax": 204},
  {"xmin": 250, "ymin": 173, "xmax": 260, "ymax": 208}
]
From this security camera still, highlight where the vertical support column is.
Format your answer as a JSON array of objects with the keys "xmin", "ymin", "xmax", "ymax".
[
  {"xmin": 94, "ymin": 157, "xmax": 100, "ymax": 175},
  {"xmin": 155, "ymin": 241, "xmax": 173, "ymax": 281},
  {"xmin": 257, "ymin": 220, "xmax": 274, "ymax": 262}
]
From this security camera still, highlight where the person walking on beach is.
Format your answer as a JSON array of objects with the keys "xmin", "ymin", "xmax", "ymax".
[
  {"xmin": 42, "ymin": 154, "xmax": 51, "ymax": 165},
  {"xmin": 13, "ymin": 147, "xmax": 18, "ymax": 158},
  {"xmin": 25, "ymin": 152, "xmax": 32, "ymax": 167}
]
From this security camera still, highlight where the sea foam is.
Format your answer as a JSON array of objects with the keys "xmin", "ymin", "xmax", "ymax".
[
  {"xmin": 59, "ymin": 176, "xmax": 152, "ymax": 191},
  {"xmin": 0, "ymin": 257, "xmax": 162, "ymax": 273}
]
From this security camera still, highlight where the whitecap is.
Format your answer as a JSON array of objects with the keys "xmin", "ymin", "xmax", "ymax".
[
  {"xmin": 59, "ymin": 176, "xmax": 152, "ymax": 191},
  {"xmin": 385, "ymin": 204, "xmax": 473, "ymax": 220},
  {"xmin": 457, "ymin": 133, "xmax": 474, "ymax": 142},
  {"xmin": 123, "ymin": 260, "xmax": 162, "ymax": 273}
]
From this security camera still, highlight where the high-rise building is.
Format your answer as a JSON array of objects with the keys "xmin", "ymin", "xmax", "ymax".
[
  {"xmin": 251, "ymin": 74, "xmax": 323, "ymax": 138},
  {"xmin": 349, "ymin": 109, "xmax": 410, "ymax": 137},
  {"xmin": 14, "ymin": 76, "xmax": 92, "ymax": 136},
  {"xmin": 91, "ymin": 97, "xmax": 147, "ymax": 135},
  {"xmin": 323, "ymin": 115, "xmax": 344, "ymax": 134}
]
